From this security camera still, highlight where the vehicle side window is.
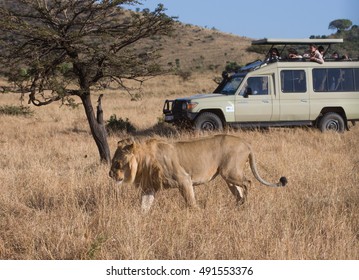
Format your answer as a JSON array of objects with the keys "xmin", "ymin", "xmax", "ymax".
[
  {"xmin": 240, "ymin": 76, "xmax": 269, "ymax": 96},
  {"xmin": 355, "ymin": 69, "xmax": 359, "ymax": 91},
  {"xmin": 280, "ymin": 70, "xmax": 306, "ymax": 93},
  {"xmin": 313, "ymin": 68, "xmax": 358, "ymax": 92},
  {"xmin": 339, "ymin": 69, "xmax": 354, "ymax": 91},
  {"xmin": 313, "ymin": 69, "xmax": 327, "ymax": 91}
]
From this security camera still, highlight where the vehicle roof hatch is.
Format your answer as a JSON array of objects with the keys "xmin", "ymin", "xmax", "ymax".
[
  {"xmin": 252, "ymin": 38, "xmax": 344, "ymax": 59},
  {"xmin": 252, "ymin": 38, "xmax": 343, "ymax": 45}
]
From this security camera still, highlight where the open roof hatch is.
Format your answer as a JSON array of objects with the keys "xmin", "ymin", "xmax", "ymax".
[{"xmin": 252, "ymin": 38, "xmax": 344, "ymax": 58}]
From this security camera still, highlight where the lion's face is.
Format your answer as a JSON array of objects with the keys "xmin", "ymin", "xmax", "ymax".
[{"xmin": 109, "ymin": 140, "xmax": 138, "ymax": 185}]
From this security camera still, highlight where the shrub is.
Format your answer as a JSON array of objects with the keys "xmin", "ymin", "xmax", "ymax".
[
  {"xmin": 0, "ymin": 105, "xmax": 34, "ymax": 117},
  {"xmin": 177, "ymin": 70, "xmax": 192, "ymax": 81},
  {"xmin": 106, "ymin": 114, "xmax": 136, "ymax": 134},
  {"xmin": 225, "ymin": 61, "xmax": 242, "ymax": 72}
]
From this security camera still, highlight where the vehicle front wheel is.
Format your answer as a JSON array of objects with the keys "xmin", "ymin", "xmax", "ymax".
[
  {"xmin": 318, "ymin": 112, "xmax": 345, "ymax": 133},
  {"xmin": 194, "ymin": 112, "xmax": 223, "ymax": 131}
]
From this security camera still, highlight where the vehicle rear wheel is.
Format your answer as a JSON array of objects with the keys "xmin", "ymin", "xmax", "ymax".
[
  {"xmin": 194, "ymin": 112, "xmax": 223, "ymax": 131},
  {"xmin": 318, "ymin": 112, "xmax": 345, "ymax": 133}
]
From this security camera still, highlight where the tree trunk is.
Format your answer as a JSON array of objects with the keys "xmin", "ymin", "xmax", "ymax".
[{"xmin": 81, "ymin": 93, "xmax": 111, "ymax": 163}]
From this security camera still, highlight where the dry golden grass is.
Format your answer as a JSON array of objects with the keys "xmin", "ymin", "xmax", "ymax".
[{"xmin": 1, "ymin": 74, "xmax": 358, "ymax": 260}]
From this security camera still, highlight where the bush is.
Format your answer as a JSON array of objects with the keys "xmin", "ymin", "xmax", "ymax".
[
  {"xmin": 0, "ymin": 105, "xmax": 34, "ymax": 117},
  {"xmin": 106, "ymin": 114, "xmax": 136, "ymax": 134},
  {"xmin": 225, "ymin": 61, "xmax": 242, "ymax": 72},
  {"xmin": 177, "ymin": 70, "xmax": 192, "ymax": 81}
]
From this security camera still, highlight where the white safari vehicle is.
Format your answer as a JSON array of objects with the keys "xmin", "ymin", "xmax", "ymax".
[{"xmin": 163, "ymin": 38, "xmax": 359, "ymax": 132}]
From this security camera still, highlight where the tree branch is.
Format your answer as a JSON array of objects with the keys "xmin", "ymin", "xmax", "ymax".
[{"xmin": 96, "ymin": 93, "xmax": 104, "ymax": 125}]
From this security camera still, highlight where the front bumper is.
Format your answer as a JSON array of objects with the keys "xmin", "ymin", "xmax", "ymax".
[{"xmin": 163, "ymin": 99, "xmax": 197, "ymax": 124}]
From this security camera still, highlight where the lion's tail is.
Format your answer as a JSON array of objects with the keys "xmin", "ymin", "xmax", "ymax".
[{"xmin": 248, "ymin": 148, "xmax": 287, "ymax": 187}]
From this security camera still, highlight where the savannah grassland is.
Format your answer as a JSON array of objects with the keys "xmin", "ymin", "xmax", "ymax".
[{"xmin": 0, "ymin": 74, "xmax": 359, "ymax": 260}]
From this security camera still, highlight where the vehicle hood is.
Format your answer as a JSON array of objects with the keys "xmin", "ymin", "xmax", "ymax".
[{"xmin": 178, "ymin": 93, "xmax": 224, "ymax": 100}]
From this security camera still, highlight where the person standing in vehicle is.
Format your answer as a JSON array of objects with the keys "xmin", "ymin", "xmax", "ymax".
[
  {"xmin": 265, "ymin": 48, "xmax": 281, "ymax": 63},
  {"xmin": 306, "ymin": 44, "xmax": 324, "ymax": 64},
  {"xmin": 331, "ymin": 52, "xmax": 340, "ymax": 60},
  {"xmin": 318, "ymin": 46, "xmax": 325, "ymax": 59},
  {"xmin": 288, "ymin": 48, "xmax": 303, "ymax": 60}
]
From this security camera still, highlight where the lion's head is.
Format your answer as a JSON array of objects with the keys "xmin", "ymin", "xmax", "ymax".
[
  {"xmin": 109, "ymin": 138, "xmax": 168, "ymax": 193},
  {"xmin": 109, "ymin": 139, "xmax": 138, "ymax": 185}
]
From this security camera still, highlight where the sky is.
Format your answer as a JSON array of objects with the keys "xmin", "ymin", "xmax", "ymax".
[{"xmin": 129, "ymin": 0, "xmax": 359, "ymax": 39}]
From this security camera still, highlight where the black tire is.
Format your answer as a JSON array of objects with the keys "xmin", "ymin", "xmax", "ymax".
[
  {"xmin": 318, "ymin": 112, "xmax": 345, "ymax": 133},
  {"xmin": 194, "ymin": 112, "xmax": 223, "ymax": 131}
]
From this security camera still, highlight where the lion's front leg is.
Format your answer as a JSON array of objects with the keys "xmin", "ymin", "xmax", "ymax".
[
  {"xmin": 178, "ymin": 177, "xmax": 197, "ymax": 209},
  {"xmin": 141, "ymin": 189, "xmax": 155, "ymax": 213}
]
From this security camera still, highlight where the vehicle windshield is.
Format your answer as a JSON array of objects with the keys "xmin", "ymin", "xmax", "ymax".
[{"xmin": 214, "ymin": 75, "xmax": 244, "ymax": 95}]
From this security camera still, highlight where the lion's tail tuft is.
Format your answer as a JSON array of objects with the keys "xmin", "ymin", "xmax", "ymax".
[{"xmin": 279, "ymin": 176, "xmax": 288, "ymax": 187}]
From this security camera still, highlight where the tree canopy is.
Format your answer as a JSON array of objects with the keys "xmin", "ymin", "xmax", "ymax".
[
  {"xmin": 0, "ymin": 0, "xmax": 174, "ymax": 163},
  {"xmin": 328, "ymin": 19, "xmax": 353, "ymax": 32}
]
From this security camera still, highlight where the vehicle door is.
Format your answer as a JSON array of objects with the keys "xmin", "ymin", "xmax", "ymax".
[
  {"xmin": 235, "ymin": 75, "xmax": 273, "ymax": 122},
  {"xmin": 279, "ymin": 69, "xmax": 310, "ymax": 121}
]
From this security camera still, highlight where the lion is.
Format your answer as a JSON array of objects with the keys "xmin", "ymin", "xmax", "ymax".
[{"xmin": 109, "ymin": 134, "xmax": 287, "ymax": 212}]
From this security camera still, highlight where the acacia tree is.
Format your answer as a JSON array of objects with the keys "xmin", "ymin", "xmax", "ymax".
[
  {"xmin": 0, "ymin": 0, "xmax": 174, "ymax": 163},
  {"xmin": 329, "ymin": 19, "xmax": 353, "ymax": 32}
]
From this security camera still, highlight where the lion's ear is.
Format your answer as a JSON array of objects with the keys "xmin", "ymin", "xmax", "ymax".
[
  {"xmin": 117, "ymin": 140, "xmax": 126, "ymax": 148},
  {"xmin": 118, "ymin": 137, "xmax": 135, "ymax": 149}
]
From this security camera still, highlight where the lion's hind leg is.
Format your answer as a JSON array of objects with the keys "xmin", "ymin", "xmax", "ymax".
[{"xmin": 226, "ymin": 179, "xmax": 251, "ymax": 206}]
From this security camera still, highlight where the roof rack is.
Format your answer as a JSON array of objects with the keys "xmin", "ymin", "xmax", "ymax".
[
  {"xmin": 252, "ymin": 38, "xmax": 343, "ymax": 45},
  {"xmin": 252, "ymin": 38, "xmax": 344, "ymax": 61}
]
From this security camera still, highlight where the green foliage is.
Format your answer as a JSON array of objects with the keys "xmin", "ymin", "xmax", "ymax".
[
  {"xmin": 58, "ymin": 62, "xmax": 73, "ymax": 75},
  {"xmin": 225, "ymin": 61, "xmax": 242, "ymax": 72},
  {"xmin": 309, "ymin": 35, "xmax": 329, "ymax": 39},
  {"xmin": 0, "ymin": 0, "xmax": 175, "ymax": 106},
  {"xmin": 329, "ymin": 19, "xmax": 353, "ymax": 31},
  {"xmin": 0, "ymin": 105, "xmax": 34, "ymax": 117},
  {"xmin": 175, "ymin": 58, "xmax": 181, "ymax": 68},
  {"xmin": 331, "ymin": 25, "xmax": 359, "ymax": 59},
  {"xmin": 106, "ymin": 114, "xmax": 136, "ymax": 134}
]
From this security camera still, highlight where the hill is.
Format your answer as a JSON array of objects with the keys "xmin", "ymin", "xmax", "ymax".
[
  {"xmin": 148, "ymin": 22, "xmax": 359, "ymax": 76},
  {"xmin": 146, "ymin": 22, "xmax": 261, "ymax": 74},
  {"xmin": 330, "ymin": 26, "xmax": 359, "ymax": 59}
]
